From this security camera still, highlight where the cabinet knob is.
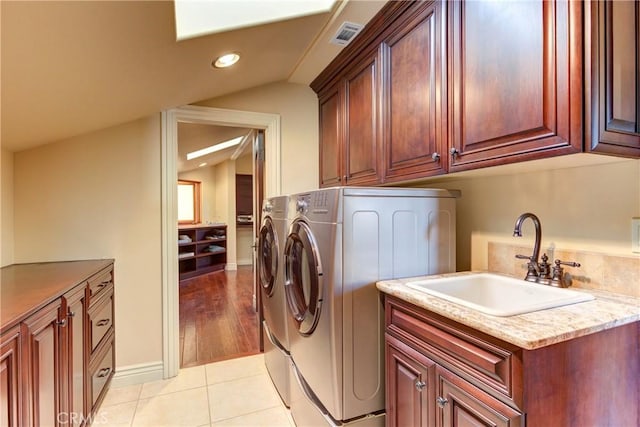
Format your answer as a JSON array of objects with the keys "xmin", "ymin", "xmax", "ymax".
[
  {"xmin": 449, "ymin": 147, "xmax": 459, "ymax": 158},
  {"xmin": 56, "ymin": 318, "xmax": 67, "ymax": 327},
  {"xmin": 414, "ymin": 380, "xmax": 426, "ymax": 391},
  {"xmin": 436, "ymin": 396, "xmax": 449, "ymax": 408},
  {"xmin": 431, "ymin": 152, "xmax": 441, "ymax": 162},
  {"xmin": 68, "ymin": 310, "xmax": 75, "ymax": 317}
]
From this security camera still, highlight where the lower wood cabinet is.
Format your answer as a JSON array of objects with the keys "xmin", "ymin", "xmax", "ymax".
[
  {"xmin": 384, "ymin": 295, "xmax": 639, "ymax": 427},
  {"xmin": 386, "ymin": 334, "xmax": 521, "ymax": 427},
  {"xmin": 23, "ymin": 298, "xmax": 65, "ymax": 426},
  {"xmin": 0, "ymin": 326, "xmax": 22, "ymax": 427},
  {"xmin": 0, "ymin": 260, "xmax": 115, "ymax": 427},
  {"xmin": 386, "ymin": 335, "xmax": 436, "ymax": 427}
]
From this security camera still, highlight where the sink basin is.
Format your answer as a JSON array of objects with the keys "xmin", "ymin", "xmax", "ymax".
[{"xmin": 405, "ymin": 273, "xmax": 595, "ymax": 316}]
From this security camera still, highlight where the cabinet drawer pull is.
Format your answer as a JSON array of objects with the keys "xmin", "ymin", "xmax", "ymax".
[
  {"xmin": 96, "ymin": 319, "xmax": 110, "ymax": 327},
  {"xmin": 431, "ymin": 152, "xmax": 441, "ymax": 162},
  {"xmin": 97, "ymin": 281, "xmax": 109, "ymax": 290},
  {"xmin": 415, "ymin": 380, "xmax": 426, "ymax": 391},
  {"xmin": 97, "ymin": 367, "xmax": 111, "ymax": 378},
  {"xmin": 436, "ymin": 396, "xmax": 449, "ymax": 408},
  {"xmin": 56, "ymin": 318, "xmax": 67, "ymax": 327},
  {"xmin": 449, "ymin": 147, "xmax": 459, "ymax": 158}
]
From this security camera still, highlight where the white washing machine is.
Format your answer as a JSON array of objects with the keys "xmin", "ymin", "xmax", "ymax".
[
  {"xmin": 258, "ymin": 195, "xmax": 291, "ymax": 406},
  {"xmin": 283, "ymin": 187, "xmax": 459, "ymax": 426}
]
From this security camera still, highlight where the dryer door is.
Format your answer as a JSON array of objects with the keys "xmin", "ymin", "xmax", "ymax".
[
  {"xmin": 284, "ymin": 220, "xmax": 323, "ymax": 336},
  {"xmin": 258, "ymin": 217, "xmax": 278, "ymax": 297}
]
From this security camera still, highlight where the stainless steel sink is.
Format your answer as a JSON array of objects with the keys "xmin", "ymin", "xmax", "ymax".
[{"xmin": 405, "ymin": 273, "xmax": 594, "ymax": 316}]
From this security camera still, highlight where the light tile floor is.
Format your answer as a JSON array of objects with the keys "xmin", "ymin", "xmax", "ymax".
[{"xmin": 97, "ymin": 354, "xmax": 295, "ymax": 427}]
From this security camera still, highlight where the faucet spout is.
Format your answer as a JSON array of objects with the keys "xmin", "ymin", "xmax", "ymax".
[{"xmin": 513, "ymin": 212, "xmax": 542, "ymax": 281}]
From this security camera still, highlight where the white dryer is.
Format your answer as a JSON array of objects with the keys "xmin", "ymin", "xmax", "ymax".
[
  {"xmin": 258, "ymin": 195, "xmax": 290, "ymax": 406},
  {"xmin": 284, "ymin": 187, "xmax": 459, "ymax": 426}
]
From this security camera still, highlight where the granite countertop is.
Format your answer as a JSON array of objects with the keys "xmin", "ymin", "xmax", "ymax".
[{"xmin": 376, "ymin": 271, "xmax": 640, "ymax": 350}]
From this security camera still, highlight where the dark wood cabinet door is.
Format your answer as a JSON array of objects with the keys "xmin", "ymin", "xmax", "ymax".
[
  {"xmin": 344, "ymin": 51, "xmax": 381, "ymax": 185},
  {"xmin": 0, "ymin": 326, "xmax": 22, "ymax": 427},
  {"xmin": 23, "ymin": 298, "xmax": 64, "ymax": 427},
  {"xmin": 319, "ymin": 84, "xmax": 343, "ymax": 188},
  {"xmin": 386, "ymin": 336, "xmax": 436, "ymax": 427},
  {"xmin": 382, "ymin": 0, "xmax": 447, "ymax": 182},
  {"xmin": 586, "ymin": 0, "xmax": 640, "ymax": 157},
  {"xmin": 448, "ymin": 0, "xmax": 582, "ymax": 171},
  {"xmin": 437, "ymin": 366, "xmax": 521, "ymax": 427},
  {"xmin": 64, "ymin": 287, "xmax": 86, "ymax": 427}
]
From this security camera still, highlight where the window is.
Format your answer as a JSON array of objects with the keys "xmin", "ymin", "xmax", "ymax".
[{"xmin": 177, "ymin": 180, "xmax": 201, "ymax": 224}]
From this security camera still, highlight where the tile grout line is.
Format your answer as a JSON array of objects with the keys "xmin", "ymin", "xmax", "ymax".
[
  {"xmin": 204, "ymin": 365, "xmax": 213, "ymax": 425},
  {"xmin": 129, "ymin": 383, "xmax": 143, "ymax": 427}
]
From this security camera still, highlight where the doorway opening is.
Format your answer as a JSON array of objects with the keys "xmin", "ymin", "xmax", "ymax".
[{"xmin": 162, "ymin": 105, "xmax": 281, "ymax": 378}]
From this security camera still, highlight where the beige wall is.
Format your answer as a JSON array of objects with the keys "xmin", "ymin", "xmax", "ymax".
[
  {"xmin": 197, "ymin": 81, "xmax": 319, "ymax": 194},
  {"xmin": 13, "ymin": 116, "xmax": 163, "ymax": 369},
  {"xmin": 420, "ymin": 159, "xmax": 640, "ymax": 272},
  {"xmin": 1, "ymin": 148, "xmax": 15, "ymax": 267}
]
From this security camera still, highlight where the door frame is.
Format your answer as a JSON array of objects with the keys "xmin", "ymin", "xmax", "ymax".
[{"xmin": 161, "ymin": 105, "xmax": 281, "ymax": 378}]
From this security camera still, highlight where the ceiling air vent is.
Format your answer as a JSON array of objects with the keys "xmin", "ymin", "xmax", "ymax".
[{"xmin": 330, "ymin": 21, "xmax": 364, "ymax": 46}]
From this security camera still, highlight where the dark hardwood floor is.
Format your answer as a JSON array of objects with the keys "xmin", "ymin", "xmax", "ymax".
[{"xmin": 179, "ymin": 266, "xmax": 261, "ymax": 368}]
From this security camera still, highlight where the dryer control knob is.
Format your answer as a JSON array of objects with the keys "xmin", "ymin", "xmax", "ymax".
[
  {"xmin": 262, "ymin": 202, "xmax": 273, "ymax": 213},
  {"xmin": 296, "ymin": 199, "xmax": 308, "ymax": 213}
]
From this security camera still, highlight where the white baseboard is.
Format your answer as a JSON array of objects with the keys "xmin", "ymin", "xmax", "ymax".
[
  {"xmin": 225, "ymin": 263, "xmax": 238, "ymax": 271},
  {"xmin": 111, "ymin": 361, "xmax": 164, "ymax": 387}
]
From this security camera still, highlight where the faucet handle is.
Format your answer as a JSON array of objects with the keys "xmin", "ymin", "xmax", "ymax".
[
  {"xmin": 515, "ymin": 254, "xmax": 538, "ymax": 282},
  {"xmin": 551, "ymin": 259, "xmax": 581, "ymax": 287}
]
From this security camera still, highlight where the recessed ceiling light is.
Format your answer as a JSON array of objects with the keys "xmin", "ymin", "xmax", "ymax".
[
  {"xmin": 198, "ymin": 162, "xmax": 207, "ymax": 167},
  {"xmin": 213, "ymin": 53, "xmax": 240, "ymax": 68}
]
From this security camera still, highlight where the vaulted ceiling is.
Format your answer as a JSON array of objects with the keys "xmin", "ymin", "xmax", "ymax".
[{"xmin": 1, "ymin": 0, "xmax": 386, "ymax": 153}]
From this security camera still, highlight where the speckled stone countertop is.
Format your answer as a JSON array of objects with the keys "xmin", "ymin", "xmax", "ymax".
[{"xmin": 376, "ymin": 271, "xmax": 640, "ymax": 350}]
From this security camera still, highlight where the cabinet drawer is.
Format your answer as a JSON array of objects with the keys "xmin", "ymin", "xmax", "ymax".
[
  {"xmin": 90, "ymin": 344, "xmax": 114, "ymax": 407},
  {"xmin": 88, "ymin": 290, "xmax": 113, "ymax": 354},
  {"xmin": 88, "ymin": 268, "xmax": 113, "ymax": 306},
  {"xmin": 386, "ymin": 297, "xmax": 521, "ymax": 405}
]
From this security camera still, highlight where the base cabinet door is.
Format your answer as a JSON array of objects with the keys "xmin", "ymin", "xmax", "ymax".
[
  {"xmin": 23, "ymin": 298, "xmax": 65, "ymax": 427},
  {"xmin": 0, "ymin": 326, "xmax": 22, "ymax": 426},
  {"xmin": 64, "ymin": 286, "xmax": 87, "ymax": 427},
  {"xmin": 386, "ymin": 336, "xmax": 436, "ymax": 427},
  {"xmin": 437, "ymin": 367, "xmax": 522, "ymax": 427}
]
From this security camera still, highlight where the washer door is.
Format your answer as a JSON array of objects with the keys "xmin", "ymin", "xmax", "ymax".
[
  {"xmin": 258, "ymin": 217, "xmax": 278, "ymax": 297},
  {"xmin": 284, "ymin": 220, "xmax": 323, "ymax": 336}
]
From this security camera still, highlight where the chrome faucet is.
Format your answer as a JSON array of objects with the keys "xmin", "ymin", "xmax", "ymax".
[{"xmin": 513, "ymin": 212, "xmax": 542, "ymax": 282}]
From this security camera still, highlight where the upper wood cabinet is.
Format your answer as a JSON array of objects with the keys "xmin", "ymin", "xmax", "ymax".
[
  {"xmin": 318, "ymin": 83, "xmax": 343, "ymax": 187},
  {"xmin": 313, "ymin": 1, "xmax": 438, "ymax": 187},
  {"xmin": 448, "ymin": 0, "xmax": 583, "ymax": 171},
  {"xmin": 317, "ymin": 50, "xmax": 382, "ymax": 187},
  {"xmin": 343, "ymin": 51, "xmax": 381, "ymax": 185},
  {"xmin": 381, "ymin": 0, "xmax": 447, "ymax": 182},
  {"xmin": 586, "ymin": 0, "xmax": 640, "ymax": 157}
]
